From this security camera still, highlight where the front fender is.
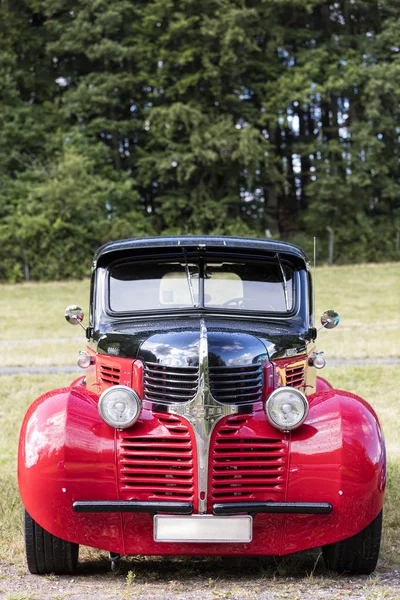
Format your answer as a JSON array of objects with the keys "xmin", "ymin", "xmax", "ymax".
[
  {"xmin": 282, "ymin": 388, "xmax": 386, "ymax": 554},
  {"xmin": 18, "ymin": 384, "xmax": 124, "ymax": 553}
]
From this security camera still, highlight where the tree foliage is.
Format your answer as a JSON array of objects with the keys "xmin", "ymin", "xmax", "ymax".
[{"xmin": 0, "ymin": 0, "xmax": 399, "ymax": 280}]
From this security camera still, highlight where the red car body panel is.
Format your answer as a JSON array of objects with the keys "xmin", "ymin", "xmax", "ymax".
[{"xmin": 18, "ymin": 379, "xmax": 385, "ymax": 556}]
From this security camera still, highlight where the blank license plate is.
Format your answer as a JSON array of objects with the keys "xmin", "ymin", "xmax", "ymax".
[{"xmin": 154, "ymin": 515, "xmax": 253, "ymax": 543}]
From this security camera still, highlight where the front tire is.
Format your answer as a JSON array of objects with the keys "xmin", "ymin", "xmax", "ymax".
[
  {"xmin": 322, "ymin": 510, "xmax": 382, "ymax": 574},
  {"xmin": 24, "ymin": 510, "xmax": 79, "ymax": 575}
]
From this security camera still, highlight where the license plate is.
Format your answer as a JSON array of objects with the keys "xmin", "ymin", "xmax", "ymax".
[{"xmin": 154, "ymin": 515, "xmax": 253, "ymax": 543}]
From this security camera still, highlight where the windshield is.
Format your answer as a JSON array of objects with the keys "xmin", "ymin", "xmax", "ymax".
[
  {"xmin": 204, "ymin": 262, "xmax": 293, "ymax": 311},
  {"xmin": 108, "ymin": 258, "xmax": 294, "ymax": 314}
]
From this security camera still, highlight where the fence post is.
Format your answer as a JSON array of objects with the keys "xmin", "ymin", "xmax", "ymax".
[
  {"xmin": 22, "ymin": 241, "xmax": 30, "ymax": 281},
  {"xmin": 326, "ymin": 226, "xmax": 334, "ymax": 265}
]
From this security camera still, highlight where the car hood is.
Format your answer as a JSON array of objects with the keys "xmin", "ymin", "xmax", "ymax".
[{"xmin": 95, "ymin": 317, "xmax": 308, "ymax": 364}]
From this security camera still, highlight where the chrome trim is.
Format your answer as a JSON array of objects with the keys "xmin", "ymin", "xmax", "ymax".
[
  {"xmin": 172, "ymin": 321, "xmax": 238, "ymax": 513},
  {"xmin": 73, "ymin": 500, "xmax": 193, "ymax": 514},
  {"xmin": 143, "ymin": 399, "xmax": 261, "ymax": 415},
  {"xmin": 213, "ymin": 501, "xmax": 332, "ymax": 516},
  {"xmin": 145, "ymin": 376, "xmax": 197, "ymax": 386}
]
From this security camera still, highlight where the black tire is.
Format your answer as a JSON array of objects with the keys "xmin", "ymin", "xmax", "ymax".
[
  {"xmin": 322, "ymin": 510, "xmax": 382, "ymax": 575},
  {"xmin": 24, "ymin": 510, "xmax": 79, "ymax": 575}
]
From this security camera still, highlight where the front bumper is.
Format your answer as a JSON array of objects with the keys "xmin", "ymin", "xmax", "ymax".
[
  {"xmin": 73, "ymin": 500, "xmax": 193, "ymax": 514},
  {"xmin": 72, "ymin": 500, "xmax": 332, "ymax": 516}
]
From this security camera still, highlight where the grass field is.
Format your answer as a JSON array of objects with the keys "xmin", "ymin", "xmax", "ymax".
[
  {"xmin": 0, "ymin": 262, "xmax": 399, "ymax": 594},
  {"xmin": 315, "ymin": 262, "xmax": 400, "ymax": 359}
]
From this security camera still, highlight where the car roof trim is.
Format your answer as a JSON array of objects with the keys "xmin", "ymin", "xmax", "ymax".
[{"xmin": 95, "ymin": 236, "xmax": 308, "ymax": 265}]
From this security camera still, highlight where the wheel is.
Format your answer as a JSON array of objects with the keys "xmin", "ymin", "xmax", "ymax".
[
  {"xmin": 322, "ymin": 510, "xmax": 382, "ymax": 574},
  {"xmin": 24, "ymin": 510, "xmax": 79, "ymax": 574}
]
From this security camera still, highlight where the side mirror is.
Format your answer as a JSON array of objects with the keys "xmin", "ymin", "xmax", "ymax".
[
  {"xmin": 65, "ymin": 305, "xmax": 84, "ymax": 326},
  {"xmin": 320, "ymin": 309, "xmax": 340, "ymax": 330}
]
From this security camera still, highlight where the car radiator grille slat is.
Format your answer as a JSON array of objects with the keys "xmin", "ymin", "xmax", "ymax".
[
  {"xmin": 118, "ymin": 414, "xmax": 195, "ymax": 503},
  {"xmin": 285, "ymin": 363, "xmax": 306, "ymax": 388},
  {"xmin": 143, "ymin": 362, "xmax": 199, "ymax": 404},
  {"xmin": 211, "ymin": 416, "xmax": 287, "ymax": 503},
  {"xmin": 209, "ymin": 365, "xmax": 263, "ymax": 404},
  {"xmin": 99, "ymin": 364, "xmax": 121, "ymax": 386}
]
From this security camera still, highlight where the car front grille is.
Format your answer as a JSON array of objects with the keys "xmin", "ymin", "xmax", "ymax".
[
  {"xmin": 209, "ymin": 365, "xmax": 263, "ymax": 404},
  {"xmin": 210, "ymin": 415, "xmax": 288, "ymax": 505},
  {"xmin": 143, "ymin": 362, "xmax": 199, "ymax": 404},
  {"xmin": 118, "ymin": 413, "xmax": 195, "ymax": 504},
  {"xmin": 143, "ymin": 361, "xmax": 264, "ymax": 405}
]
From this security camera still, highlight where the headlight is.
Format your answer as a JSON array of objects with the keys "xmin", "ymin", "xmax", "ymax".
[
  {"xmin": 77, "ymin": 350, "xmax": 92, "ymax": 369},
  {"xmin": 265, "ymin": 387, "xmax": 308, "ymax": 431},
  {"xmin": 98, "ymin": 385, "xmax": 142, "ymax": 429}
]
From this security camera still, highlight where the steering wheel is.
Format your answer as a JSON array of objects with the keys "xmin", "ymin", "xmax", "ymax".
[
  {"xmin": 222, "ymin": 297, "xmax": 276, "ymax": 311},
  {"xmin": 222, "ymin": 297, "xmax": 248, "ymax": 308}
]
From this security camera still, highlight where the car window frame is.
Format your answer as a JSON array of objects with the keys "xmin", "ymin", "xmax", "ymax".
[{"xmin": 103, "ymin": 253, "xmax": 301, "ymax": 319}]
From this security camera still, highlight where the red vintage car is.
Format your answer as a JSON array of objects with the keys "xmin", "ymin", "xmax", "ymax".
[{"xmin": 18, "ymin": 236, "xmax": 385, "ymax": 575}]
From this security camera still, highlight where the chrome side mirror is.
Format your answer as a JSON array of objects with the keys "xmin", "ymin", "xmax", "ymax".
[
  {"xmin": 320, "ymin": 309, "xmax": 340, "ymax": 330},
  {"xmin": 65, "ymin": 305, "xmax": 85, "ymax": 327}
]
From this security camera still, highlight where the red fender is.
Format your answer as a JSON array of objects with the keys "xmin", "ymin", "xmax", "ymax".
[
  {"xmin": 282, "ymin": 388, "xmax": 385, "ymax": 554},
  {"xmin": 316, "ymin": 376, "xmax": 333, "ymax": 392},
  {"xmin": 18, "ymin": 385, "xmax": 125, "ymax": 553}
]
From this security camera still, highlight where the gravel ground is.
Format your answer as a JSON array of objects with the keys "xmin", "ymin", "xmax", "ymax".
[{"xmin": 1, "ymin": 553, "xmax": 400, "ymax": 600}]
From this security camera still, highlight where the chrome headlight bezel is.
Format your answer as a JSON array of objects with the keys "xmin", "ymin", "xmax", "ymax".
[
  {"xmin": 265, "ymin": 386, "xmax": 309, "ymax": 431},
  {"xmin": 98, "ymin": 385, "xmax": 142, "ymax": 429}
]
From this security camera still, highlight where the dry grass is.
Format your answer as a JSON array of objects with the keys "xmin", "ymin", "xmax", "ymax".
[
  {"xmin": 315, "ymin": 262, "xmax": 400, "ymax": 358},
  {"xmin": 0, "ymin": 279, "xmax": 88, "ymax": 367},
  {"xmin": 0, "ymin": 279, "xmax": 89, "ymax": 340},
  {"xmin": 315, "ymin": 262, "xmax": 399, "ymax": 324},
  {"xmin": 0, "ymin": 340, "xmax": 84, "ymax": 367}
]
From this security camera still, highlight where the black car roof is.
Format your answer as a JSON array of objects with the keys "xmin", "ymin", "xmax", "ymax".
[{"xmin": 95, "ymin": 236, "xmax": 309, "ymax": 266}]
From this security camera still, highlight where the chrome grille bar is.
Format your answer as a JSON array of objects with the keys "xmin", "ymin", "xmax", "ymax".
[
  {"xmin": 143, "ymin": 361, "xmax": 199, "ymax": 404},
  {"xmin": 209, "ymin": 365, "xmax": 264, "ymax": 404}
]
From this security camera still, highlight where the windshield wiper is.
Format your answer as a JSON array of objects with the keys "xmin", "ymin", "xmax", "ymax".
[
  {"xmin": 276, "ymin": 253, "xmax": 289, "ymax": 312},
  {"xmin": 182, "ymin": 248, "xmax": 196, "ymax": 307}
]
